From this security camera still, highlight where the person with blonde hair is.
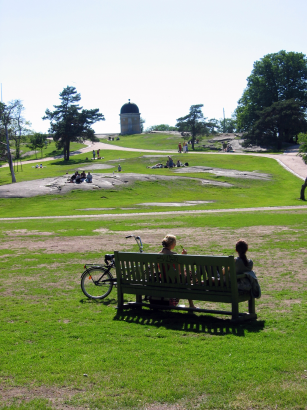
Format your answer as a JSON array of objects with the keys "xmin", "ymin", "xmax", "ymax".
[{"xmin": 159, "ymin": 234, "xmax": 195, "ymax": 308}]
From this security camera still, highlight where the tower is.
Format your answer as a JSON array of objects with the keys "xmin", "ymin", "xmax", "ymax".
[{"xmin": 120, "ymin": 100, "xmax": 141, "ymax": 134}]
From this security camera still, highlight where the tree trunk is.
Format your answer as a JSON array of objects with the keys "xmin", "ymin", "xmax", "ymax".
[
  {"xmin": 5, "ymin": 124, "xmax": 16, "ymax": 183},
  {"xmin": 300, "ymin": 177, "xmax": 307, "ymax": 200},
  {"xmin": 191, "ymin": 137, "xmax": 195, "ymax": 150}
]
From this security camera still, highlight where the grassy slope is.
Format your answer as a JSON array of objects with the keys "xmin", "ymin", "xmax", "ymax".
[
  {"xmin": 0, "ymin": 211, "xmax": 306, "ymax": 409},
  {"xmin": 0, "ymin": 141, "xmax": 87, "ymax": 166},
  {"xmin": 0, "ymin": 151, "xmax": 303, "ymax": 217}
]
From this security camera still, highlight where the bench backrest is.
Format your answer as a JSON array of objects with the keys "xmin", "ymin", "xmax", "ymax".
[{"xmin": 114, "ymin": 252, "xmax": 237, "ymax": 293}]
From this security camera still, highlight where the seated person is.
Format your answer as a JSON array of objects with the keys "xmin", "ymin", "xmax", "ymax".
[
  {"xmin": 75, "ymin": 173, "xmax": 81, "ymax": 183},
  {"xmin": 176, "ymin": 160, "xmax": 182, "ymax": 167},
  {"xmin": 70, "ymin": 171, "xmax": 78, "ymax": 182},
  {"xmin": 158, "ymin": 234, "xmax": 195, "ymax": 308},
  {"xmin": 39, "ymin": 164, "xmax": 43, "ymax": 168},
  {"xmin": 80, "ymin": 171, "xmax": 86, "ymax": 180},
  {"xmin": 86, "ymin": 172, "xmax": 92, "ymax": 183}
]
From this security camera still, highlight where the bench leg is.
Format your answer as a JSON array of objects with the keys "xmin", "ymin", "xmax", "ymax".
[
  {"xmin": 117, "ymin": 292, "xmax": 124, "ymax": 310},
  {"xmin": 135, "ymin": 294, "xmax": 142, "ymax": 309},
  {"xmin": 248, "ymin": 298, "xmax": 255, "ymax": 315},
  {"xmin": 231, "ymin": 301, "xmax": 239, "ymax": 321}
]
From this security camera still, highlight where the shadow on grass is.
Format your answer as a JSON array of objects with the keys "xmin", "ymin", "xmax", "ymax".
[
  {"xmin": 79, "ymin": 297, "xmax": 117, "ymax": 305},
  {"xmin": 50, "ymin": 158, "xmax": 93, "ymax": 166},
  {"xmin": 113, "ymin": 309, "xmax": 265, "ymax": 337}
]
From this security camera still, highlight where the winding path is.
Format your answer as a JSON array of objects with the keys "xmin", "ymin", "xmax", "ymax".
[{"xmin": 1, "ymin": 205, "xmax": 307, "ymax": 221}]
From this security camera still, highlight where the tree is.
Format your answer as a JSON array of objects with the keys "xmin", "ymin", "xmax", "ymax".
[
  {"xmin": 217, "ymin": 118, "xmax": 237, "ymax": 133},
  {"xmin": 298, "ymin": 132, "xmax": 307, "ymax": 164},
  {"xmin": 43, "ymin": 86, "xmax": 104, "ymax": 161},
  {"xmin": 176, "ymin": 105, "xmax": 210, "ymax": 150},
  {"xmin": 146, "ymin": 124, "xmax": 178, "ymax": 132},
  {"xmin": 27, "ymin": 133, "xmax": 47, "ymax": 159},
  {"xmin": 0, "ymin": 101, "xmax": 18, "ymax": 183},
  {"xmin": 7, "ymin": 101, "xmax": 32, "ymax": 165},
  {"xmin": 140, "ymin": 117, "xmax": 146, "ymax": 133},
  {"xmin": 236, "ymin": 51, "xmax": 307, "ymax": 146},
  {"xmin": 243, "ymin": 99, "xmax": 307, "ymax": 149}
]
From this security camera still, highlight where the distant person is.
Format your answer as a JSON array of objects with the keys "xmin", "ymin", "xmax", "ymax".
[
  {"xmin": 70, "ymin": 171, "xmax": 78, "ymax": 183},
  {"xmin": 86, "ymin": 172, "xmax": 92, "ymax": 183},
  {"xmin": 39, "ymin": 164, "xmax": 43, "ymax": 168},
  {"xmin": 178, "ymin": 142, "xmax": 182, "ymax": 153},
  {"xmin": 118, "ymin": 164, "xmax": 122, "ymax": 172},
  {"xmin": 97, "ymin": 149, "xmax": 100, "ymax": 157},
  {"xmin": 80, "ymin": 171, "xmax": 86, "ymax": 181},
  {"xmin": 168, "ymin": 156, "xmax": 174, "ymax": 168},
  {"xmin": 75, "ymin": 173, "xmax": 81, "ymax": 183},
  {"xmin": 176, "ymin": 160, "xmax": 182, "ymax": 167},
  {"xmin": 183, "ymin": 141, "xmax": 187, "ymax": 153},
  {"xmin": 92, "ymin": 150, "xmax": 96, "ymax": 159}
]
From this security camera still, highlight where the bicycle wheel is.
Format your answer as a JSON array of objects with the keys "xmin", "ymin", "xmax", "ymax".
[{"xmin": 81, "ymin": 267, "xmax": 114, "ymax": 299}]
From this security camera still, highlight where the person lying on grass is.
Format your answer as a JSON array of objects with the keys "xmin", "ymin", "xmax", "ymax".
[{"xmin": 159, "ymin": 234, "xmax": 196, "ymax": 309}]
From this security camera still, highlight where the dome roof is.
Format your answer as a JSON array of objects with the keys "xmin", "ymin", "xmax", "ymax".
[{"xmin": 120, "ymin": 101, "xmax": 139, "ymax": 114}]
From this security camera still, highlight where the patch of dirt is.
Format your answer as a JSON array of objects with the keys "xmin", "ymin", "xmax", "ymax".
[
  {"xmin": 4, "ymin": 229, "xmax": 54, "ymax": 236},
  {"xmin": 0, "ymin": 173, "xmax": 232, "ymax": 198},
  {"xmin": 76, "ymin": 163, "xmax": 114, "ymax": 171},
  {"xmin": 0, "ymin": 385, "xmax": 85, "ymax": 408},
  {"xmin": 173, "ymin": 166, "xmax": 271, "ymax": 180}
]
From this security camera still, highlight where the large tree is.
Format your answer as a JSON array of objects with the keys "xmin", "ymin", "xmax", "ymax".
[
  {"xmin": 0, "ymin": 101, "xmax": 21, "ymax": 183},
  {"xmin": 176, "ymin": 104, "xmax": 210, "ymax": 150},
  {"xmin": 43, "ymin": 86, "xmax": 104, "ymax": 160},
  {"xmin": 236, "ymin": 51, "xmax": 307, "ymax": 146},
  {"xmin": 243, "ymin": 99, "xmax": 307, "ymax": 149}
]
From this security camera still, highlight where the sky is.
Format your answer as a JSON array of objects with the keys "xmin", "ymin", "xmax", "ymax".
[{"xmin": 1, "ymin": 0, "xmax": 307, "ymax": 134}]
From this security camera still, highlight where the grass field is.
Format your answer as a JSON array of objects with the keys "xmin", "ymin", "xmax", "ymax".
[
  {"xmin": 0, "ymin": 150, "xmax": 303, "ymax": 217},
  {"xmin": 0, "ymin": 135, "xmax": 306, "ymax": 409},
  {"xmin": 0, "ymin": 211, "xmax": 307, "ymax": 409}
]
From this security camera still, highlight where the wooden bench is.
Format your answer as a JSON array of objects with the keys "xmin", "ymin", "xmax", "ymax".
[{"xmin": 114, "ymin": 251, "xmax": 257, "ymax": 322}]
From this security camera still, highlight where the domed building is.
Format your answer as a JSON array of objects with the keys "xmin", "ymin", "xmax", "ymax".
[{"xmin": 120, "ymin": 100, "xmax": 141, "ymax": 135}]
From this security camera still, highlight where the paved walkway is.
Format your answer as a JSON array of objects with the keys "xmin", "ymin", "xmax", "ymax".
[
  {"xmin": 1, "ymin": 205, "xmax": 307, "ymax": 221},
  {"xmin": 2, "ymin": 140, "xmax": 307, "ymax": 180}
]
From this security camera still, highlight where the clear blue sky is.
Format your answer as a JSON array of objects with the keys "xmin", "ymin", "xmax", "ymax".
[{"xmin": 1, "ymin": 0, "xmax": 306, "ymax": 133}]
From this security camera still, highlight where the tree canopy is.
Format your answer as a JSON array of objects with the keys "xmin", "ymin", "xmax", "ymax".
[
  {"xmin": 43, "ymin": 86, "xmax": 104, "ymax": 160},
  {"xmin": 236, "ymin": 50, "xmax": 307, "ymax": 147},
  {"xmin": 298, "ymin": 132, "xmax": 307, "ymax": 164},
  {"xmin": 176, "ymin": 105, "xmax": 210, "ymax": 150}
]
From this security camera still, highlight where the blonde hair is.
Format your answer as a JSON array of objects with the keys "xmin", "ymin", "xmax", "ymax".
[{"xmin": 162, "ymin": 234, "xmax": 176, "ymax": 248}]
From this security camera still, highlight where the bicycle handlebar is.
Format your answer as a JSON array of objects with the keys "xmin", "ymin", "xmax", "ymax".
[{"xmin": 126, "ymin": 235, "xmax": 143, "ymax": 253}]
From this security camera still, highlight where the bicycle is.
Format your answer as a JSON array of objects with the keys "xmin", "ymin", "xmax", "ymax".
[{"xmin": 80, "ymin": 235, "xmax": 144, "ymax": 300}]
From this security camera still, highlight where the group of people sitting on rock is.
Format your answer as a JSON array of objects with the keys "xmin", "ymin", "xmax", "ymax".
[
  {"xmin": 147, "ymin": 156, "xmax": 189, "ymax": 169},
  {"xmin": 69, "ymin": 171, "xmax": 92, "ymax": 183}
]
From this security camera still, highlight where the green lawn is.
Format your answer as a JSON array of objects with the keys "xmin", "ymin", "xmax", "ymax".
[
  {"xmin": 0, "ymin": 141, "xmax": 87, "ymax": 166},
  {"xmin": 0, "ymin": 210, "xmax": 307, "ymax": 409},
  {"xmin": 100, "ymin": 133, "xmax": 215, "ymax": 151},
  {"xmin": 0, "ymin": 150, "xmax": 304, "ymax": 217}
]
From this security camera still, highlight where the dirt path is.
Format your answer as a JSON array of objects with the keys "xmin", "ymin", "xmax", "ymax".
[
  {"xmin": 2, "ymin": 141, "xmax": 306, "ymax": 180},
  {"xmin": 1, "ymin": 205, "xmax": 306, "ymax": 221}
]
